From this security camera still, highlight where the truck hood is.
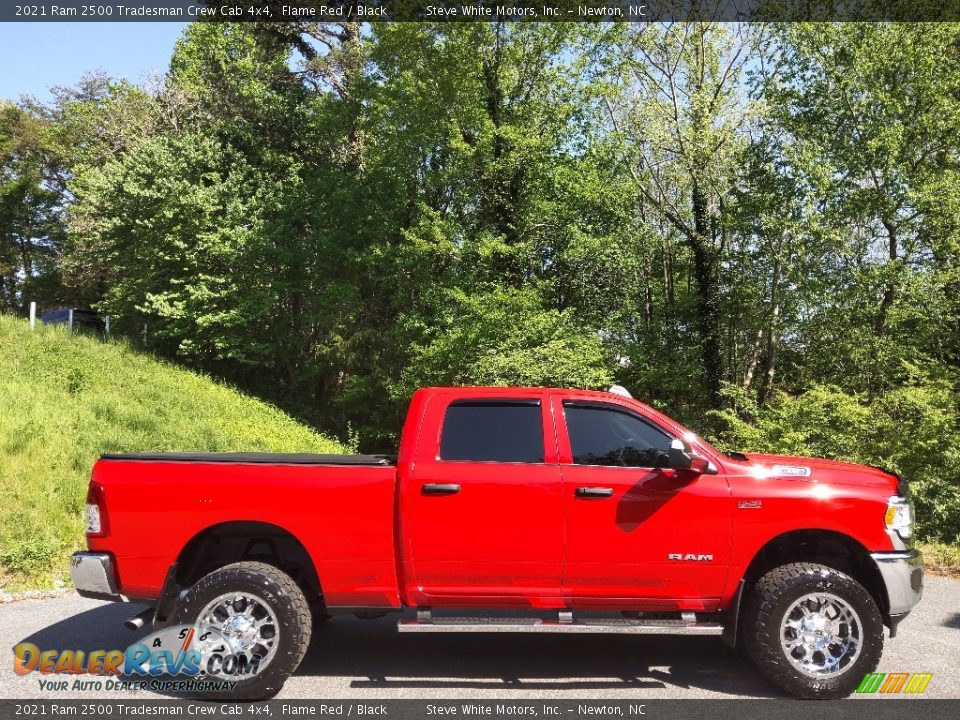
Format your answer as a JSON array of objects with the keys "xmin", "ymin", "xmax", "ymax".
[{"xmin": 736, "ymin": 453, "xmax": 899, "ymax": 492}]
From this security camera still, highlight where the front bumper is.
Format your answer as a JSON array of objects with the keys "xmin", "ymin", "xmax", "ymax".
[
  {"xmin": 871, "ymin": 548, "xmax": 923, "ymax": 616},
  {"xmin": 71, "ymin": 551, "xmax": 122, "ymax": 601}
]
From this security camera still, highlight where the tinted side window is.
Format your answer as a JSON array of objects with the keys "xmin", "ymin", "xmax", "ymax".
[
  {"xmin": 440, "ymin": 401, "xmax": 544, "ymax": 463},
  {"xmin": 564, "ymin": 403, "xmax": 673, "ymax": 468}
]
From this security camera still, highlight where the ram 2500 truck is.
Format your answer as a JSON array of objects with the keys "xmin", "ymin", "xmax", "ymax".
[{"xmin": 71, "ymin": 386, "xmax": 922, "ymax": 699}]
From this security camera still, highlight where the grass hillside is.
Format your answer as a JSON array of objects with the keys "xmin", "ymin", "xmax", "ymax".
[{"xmin": 0, "ymin": 315, "xmax": 346, "ymax": 590}]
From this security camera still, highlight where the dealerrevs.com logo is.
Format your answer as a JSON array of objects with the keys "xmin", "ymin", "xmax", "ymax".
[
  {"xmin": 856, "ymin": 672, "xmax": 933, "ymax": 694},
  {"xmin": 12, "ymin": 624, "xmax": 259, "ymax": 693}
]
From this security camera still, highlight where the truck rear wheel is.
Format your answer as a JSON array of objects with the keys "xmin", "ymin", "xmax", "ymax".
[
  {"xmin": 174, "ymin": 561, "xmax": 311, "ymax": 700},
  {"xmin": 744, "ymin": 562, "xmax": 883, "ymax": 699}
]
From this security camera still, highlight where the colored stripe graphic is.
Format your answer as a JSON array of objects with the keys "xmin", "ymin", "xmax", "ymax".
[
  {"xmin": 903, "ymin": 673, "xmax": 933, "ymax": 693},
  {"xmin": 857, "ymin": 673, "xmax": 885, "ymax": 693},
  {"xmin": 181, "ymin": 627, "xmax": 195, "ymax": 652},
  {"xmin": 856, "ymin": 672, "xmax": 932, "ymax": 694},
  {"xmin": 880, "ymin": 673, "xmax": 909, "ymax": 693}
]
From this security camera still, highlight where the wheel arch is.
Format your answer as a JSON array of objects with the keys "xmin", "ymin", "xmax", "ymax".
[
  {"xmin": 741, "ymin": 529, "xmax": 889, "ymax": 619},
  {"xmin": 173, "ymin": 520, "xmax": 324, "ymax": 605}
]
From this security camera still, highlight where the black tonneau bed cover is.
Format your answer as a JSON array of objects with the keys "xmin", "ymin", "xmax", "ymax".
[{"xmin": 99, "ymin": 453, "xmax": 395, "ymax": 466}]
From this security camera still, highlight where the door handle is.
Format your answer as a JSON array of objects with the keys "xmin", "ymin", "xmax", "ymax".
[
  {"xmin": 422, "ymin": 483, "xmax": 461, "ymax": 496},
  {"xmin": 575, "ymin": 486, "xmax": 614, "ymax": 499}
]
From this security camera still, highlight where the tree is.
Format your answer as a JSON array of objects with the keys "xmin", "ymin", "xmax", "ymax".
[
  {"xmin": 0, "ymin": 102, "xmax": 66, "ymax": 312},
  {"xmin": 597, "ymin": 23, "xmax": 764, "ymax": 409},
  {"xmin": 69, "ymin": 132, "xmax": 289, "ymax": 361},
  {"xmin": 761, "ymin": 23, "xmax": 960, "ymax": 394},
  {"xmin": 324, "ymin": 21, "xmax": 603, "ymax": 443},
  {"xmin": 399, "ymin": 286, "xmax": 612, "ymax": 394}
]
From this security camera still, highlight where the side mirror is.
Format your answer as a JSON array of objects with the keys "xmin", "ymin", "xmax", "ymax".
[
  {"xmin": 667, "ymin": 439, "xmax": 716, "ymax": 475},
  {"xmin": 667, "ymin": 439, "xmax": 692, "ymax": 470},
  {"xmin": 687, "ymin": 456, "xmax": 714, "ymax": 475}
]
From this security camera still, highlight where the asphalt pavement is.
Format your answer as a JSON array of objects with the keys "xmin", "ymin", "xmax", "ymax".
[{"xmin": 2, "ymin": 576, "xmax": 958, "ymax": 700}]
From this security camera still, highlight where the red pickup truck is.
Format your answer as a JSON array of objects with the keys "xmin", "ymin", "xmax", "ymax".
[{"xmin": 71, "ymin": 386, "xmax": 922, "ymax": 699}]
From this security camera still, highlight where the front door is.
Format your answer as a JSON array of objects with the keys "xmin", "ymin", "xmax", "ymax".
[
  {"xmin": 407, "ymin": 395, "xmax": 563, "ymax": 603},
  {"xmin": 557, "ymin": 397, "xmax": 732, "ymax": 609}
]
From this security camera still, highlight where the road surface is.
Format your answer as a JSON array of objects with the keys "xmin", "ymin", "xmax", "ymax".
[{"xmin": 2, "ymin": 576, "xmax": 958, "ymax": 700}]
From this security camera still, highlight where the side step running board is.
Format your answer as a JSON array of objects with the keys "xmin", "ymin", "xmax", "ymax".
[{"xmin": 398, "ymin": 612, "xmax": 723, "ymax": 636}]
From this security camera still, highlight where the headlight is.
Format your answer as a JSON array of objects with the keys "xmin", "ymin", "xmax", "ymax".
[{"xmin": 884, "ymin": 496, "xmax": 914, "ymax": 539}]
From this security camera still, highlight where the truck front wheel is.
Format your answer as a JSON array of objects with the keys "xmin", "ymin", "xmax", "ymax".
[
  {"xmin": 174, "ymin": 561, "xmax": 312, "ymax": 700},
  {"xmin": 744, "ymin": 562, "xmax": 883, "ymax": 699}
]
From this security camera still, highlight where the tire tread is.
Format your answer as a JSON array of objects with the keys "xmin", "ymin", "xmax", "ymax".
[
  {"xmin": 743, "ymin": 562, "xmax": 883, "ymax": 699},
  {"xmin": 174, "ymin": 560, "xmax": 312, "ymax": 700}
]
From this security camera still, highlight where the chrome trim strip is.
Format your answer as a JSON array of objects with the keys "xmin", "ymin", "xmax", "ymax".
[
  {"xmin": 872, "ymin": 551, "xmax": 916, "ymax": 561},
  {"xmin": 398, "ymin": 619, "xmax": 724, "ymax": 635}
]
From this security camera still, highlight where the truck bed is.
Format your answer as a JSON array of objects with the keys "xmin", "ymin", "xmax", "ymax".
[
  {"xmin": 90, "ymin": 451, "xmax": 401, "ymax": 604},
  {"xmin": 99, "ymin": 452, "xmax": 395, "ymax": 466}
]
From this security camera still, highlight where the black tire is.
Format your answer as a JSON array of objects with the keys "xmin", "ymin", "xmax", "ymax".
[
  {"xmin": 174, "ymin": 561, "xmax": 312, "ymax": 700},
  {"xmin": 744, "ymin": 562, "xmax": 883, "ymax": 699}
]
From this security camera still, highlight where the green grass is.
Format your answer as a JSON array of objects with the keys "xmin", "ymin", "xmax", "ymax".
[
  {"xmin": 0, "ymin": 315, "xmax": 346, "ymax": 591},
  {"xmin": 918, "ymin": 541, "xmax": 960, "ymax": 578}
]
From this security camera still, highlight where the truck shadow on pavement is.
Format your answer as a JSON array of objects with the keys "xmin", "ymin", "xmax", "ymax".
[
  {"xmin": 15, "ymin": 604, "xmax": 785, "ymax": 698},
  {"xmin": 298, "ymin": 615, "xmax": 786, "ymax": 698},
  {"xmin": 17, "ymin": 602, "xmax": 154, "ymax": 653}
]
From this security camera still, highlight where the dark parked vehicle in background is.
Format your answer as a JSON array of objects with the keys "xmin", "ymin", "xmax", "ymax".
[{"xmin": 40, "ymin": 308, "xmax": 104, "ymax": 332}]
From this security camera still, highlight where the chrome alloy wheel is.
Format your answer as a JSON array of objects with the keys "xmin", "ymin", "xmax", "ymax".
[
  {"xmin": 197, "ymin": 592, "xmax": 280, "ymax": 676},
  {"xmin": 780, "ymin": 592, "xmax": 863, "ymax": 678}
]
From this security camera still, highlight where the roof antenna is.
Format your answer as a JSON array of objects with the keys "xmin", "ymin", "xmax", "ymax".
[{"xmin": 608, "ymin": 384, "xmax": 633, "ymax": 398}]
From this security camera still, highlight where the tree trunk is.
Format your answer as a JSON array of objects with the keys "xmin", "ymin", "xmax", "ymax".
[
  {"xmin": 661, "ymin": 222, "xmax": 674, "ymax": 308},
  {"xmin": 643, "ymin": 250, "xmax": 654, "ymax": 328},
  {"xmin": 742, "ymin": 325, "xmax": 764, "ymax": 390},
  {"xmin": 874, "ymin": 218, "xmax": 898, "ymax": 333},
  {"xmin": 0, "ymin": 273, "xmax": 10, "ymax": 311},
  {"xmin": 341, "ymin": 20, "xmax": 366, "ymax": 173},
  {"xmin": 690, "ymin": 179, "xmax": 723, "ymax": 408},
  {"xmin": 17, "ymin": 233, "xmax": 33, "ymax": 279},
  {"xmin": 479, "ymin": 25, "xmax": 525, "ymax": 282},
  {"xmin": 758, "ymin": 257, "xmax": 781, "ymax": 405}
]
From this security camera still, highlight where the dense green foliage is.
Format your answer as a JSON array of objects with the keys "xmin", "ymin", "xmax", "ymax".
[
  {"xmin": 0, "ymin": 315, "xmax": 345, "ymax": 587},
  {"xmin": 712, "ymin": 378, "xmax": 960, "ymax": 542},
  {"xmin": 1, "ymin": 22, "xmax": 959, "ymax": 541}
]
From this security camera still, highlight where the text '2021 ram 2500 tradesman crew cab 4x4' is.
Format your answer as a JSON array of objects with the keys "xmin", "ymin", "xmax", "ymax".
[{"xmin": 71, "ymin": 385, "xmax": 923, "ymax": 699}]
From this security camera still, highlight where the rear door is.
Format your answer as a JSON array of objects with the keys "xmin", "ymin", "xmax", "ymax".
[
  {"xmin": 405, "ymin": 393, "xmax": 563, "ymax": 602},
  {"xmin": 556, "ymin": 397, "xmax": 732, "ymax": 609}
]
